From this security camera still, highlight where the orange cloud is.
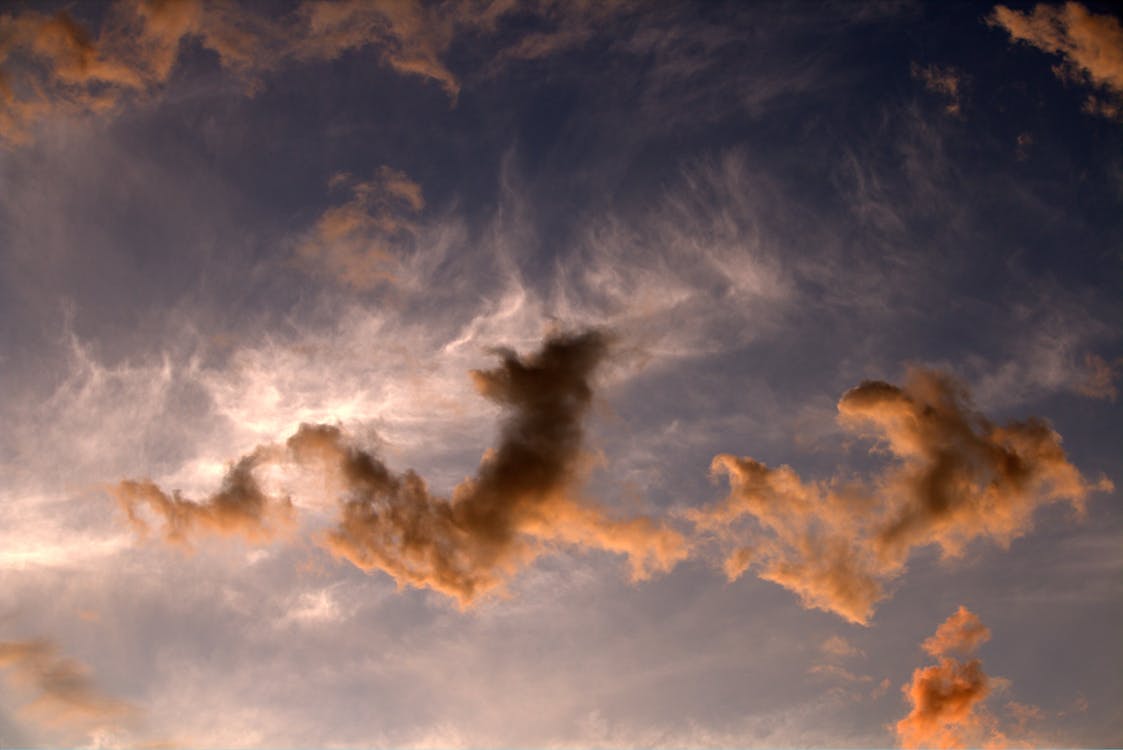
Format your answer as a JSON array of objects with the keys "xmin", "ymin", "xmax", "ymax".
[
  {"xmin": 113, "ymin": 444, "xmax": 294, "ymax": 546},
  {"xmin": 896, "ymin": 607, "xmax": 994, "ymax": 749},
  {"xmin": 841, "ymin": 369, "xmax": 1110, "ymax": 567},
  {"xmin": 820, "ymin": 634, "xmax": 864, "ymax": 659},
  {"xmin": 911, "ymin": 62, "xmax": 963, "ymax": 115},
  {"xmin": 989, "ymin": 2, "xmax": 1123, "ymax": 118},
  {"xmin": 0, "ymin": 0, "xmax": 283, "ymax": 143},
  {"xmin": 0, "ymin": 639, "xmax": 134, "ymax": 735},
  {"xmin": 0, "ymin": 0, "xmax": 632, "ymax": 144},
  {"xmin": 1075, "ymin": 352, "xmax": 1121, "ymax": 401},
  {"xmin": 116, "ymin": 331, "xmax": 688, "ymax": 604},
  {"xmin": 689, "ymin": 454, "xmax": 885, "ymax": 624},
  {"xmin": 691, "ymin": 367, "xmax": 1110, "ymax": 624},
  {"xmin": 293, "ymin": 0, "xmax": 462, "ymax": 99},
  {"xmin": 295, "ymin": 167, "xmax": 425, "ymax": 289},
  {"xmin": 921, "ymin": 605, "xmax": 990, "ymax": 657}
]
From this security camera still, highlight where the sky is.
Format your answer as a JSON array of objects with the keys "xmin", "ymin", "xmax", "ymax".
[{"xmin": 0, "ymin": 0, "xmax": 1120, "ymax": 747}]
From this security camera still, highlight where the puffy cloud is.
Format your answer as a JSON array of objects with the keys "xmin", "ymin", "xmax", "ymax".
[
  {"xmin": 989, "ymin": 2, "xmax": 1123, "ymax": 118},
  {"xmin": 115, "ymin": 330, "xmax": 688, "ymax": 604},
  {"xmin": 295, "ymin": 167, "xmax": 426, "ymax": 289},
  {"xmin": 0, "ymin": 639, "xmax": 133, "ymax": 736},
  {"xmin": 691, "ymin": 368, "xmax": 1110, "ymax": 624},
  {"xmin": 842, "ymin": 369, "xmax": 1110, "ymax": 567},
  {"xmin": 921, "ymin": 606, "xmax": 990, "ymax": 658},
  {"xmin": 896, "ymin": 607, "xmax": 993, "ymax": 749}
]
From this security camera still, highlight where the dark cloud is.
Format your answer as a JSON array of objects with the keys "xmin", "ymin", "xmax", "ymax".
[
  {"xmin": 114, "ymin": 444, "xmax": 294, "ymax": 546},
  {"xmin": 842, "ymin": 368, "xmax": 1110, "ymax": 566},
  {"xmin": 116, "ymin": 330, "xmax": 688, "ymax": 604}
]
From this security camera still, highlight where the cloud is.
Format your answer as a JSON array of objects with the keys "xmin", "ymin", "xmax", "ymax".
[
  {"xmin": 989, "ymin": 2, "xmax": 1123, "ymax": 118},
  {"xmin": 116, "ymin": 330, "xmax": 688, "ymax": 604},
  {"xmin": 921, "ymin": 606, "xmax": 991, "ymax": 658},
  {"xmin": 0, "ymin": 0, "xmax": 638, "ymax": 144},
  {"xmin": 896, "ymin": 607, "xmax": 992, "ymax": 749},
  {"xmin": 820, "ymin": 635, "xmax": 864, "ymax": 659},
  {"xmin": 554, "ymin": 149, "xmax": 792, "ymax": 361},
  {"xmin": 690, "ymin": 367, "xmax": 1111, "ymax": 624},
  {"xmin": 911, "ymin": 62, "xmax": 963, "ymax": 115},
  {"xmin": 291, "ymin": 0, "xmax": 463, "ymax": 98},
  {"xmin": 295, "ymin": 167, "xmax": 426, "ymax": 289},
  {"xmin": 0, "ymin": 639, "xmax": 133, "ymax": 737},
  {"xmin": 1075, "ymin": 352, "xmax": 1121, "ymax": 401},
  {"xmin": 0, "ymin": 0, "xmax": 283, "ymax": 143},
  {"xmin": 689, "ymin": 455, "xmax": 885, "ymax": 625},
  {"xmin": 842, "ymin": 369, "xmax": 1110, "ymax": 565},
  {"xmin": 113, "ymin": 444, "xmax": 294, "ymax": 546}
]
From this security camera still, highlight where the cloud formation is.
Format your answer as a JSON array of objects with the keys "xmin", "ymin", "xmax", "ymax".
[
  {"xmin": 0, "ymin": 0, "xmax": 635, "ymax": 143},
  {"xmin": 911, "ymin": 62, "xmax": 963, "ymax": 115},
  {"xmin": 0, "ymin": 0, "xmax": 283, "ymax": 143},
  {"xmin": 295, "ymin": 167, "xmax": 426, "ymax": 289},
  {"xmin": 896, "ymin": 607, "xmax": 992, "ymax": 749},
  {"xmin": 0, "ymin": 639, "xmax": 133, "ymax": 735},
  {"xmin": 691, "ymin": 367, "xmax": 1111, "ymax": 624},
  {"xmin": 989, "ymin": 2, "xmax": 1123, "ymax": 118},
  {"xmin": 114, "ymin": 444, "xmax": 294, "ymax": 546},
  {"xmin": 116, "ymin": 330, "xmax": 688, "ymax": 604}
]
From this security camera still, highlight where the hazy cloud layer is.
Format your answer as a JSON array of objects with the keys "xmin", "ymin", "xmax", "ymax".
[
  {"xmin": 0, "ymin": 639, "xmax": 133, "ymax": 740},
  {"xmin": 691, "ymin": 368, "xmax": 1111, "ymax": 624}
]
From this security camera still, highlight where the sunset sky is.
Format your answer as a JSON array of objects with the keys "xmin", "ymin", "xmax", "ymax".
[{"xmin": 0, "ymin": 1, "xmax": 1121, "ymax": 747}]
